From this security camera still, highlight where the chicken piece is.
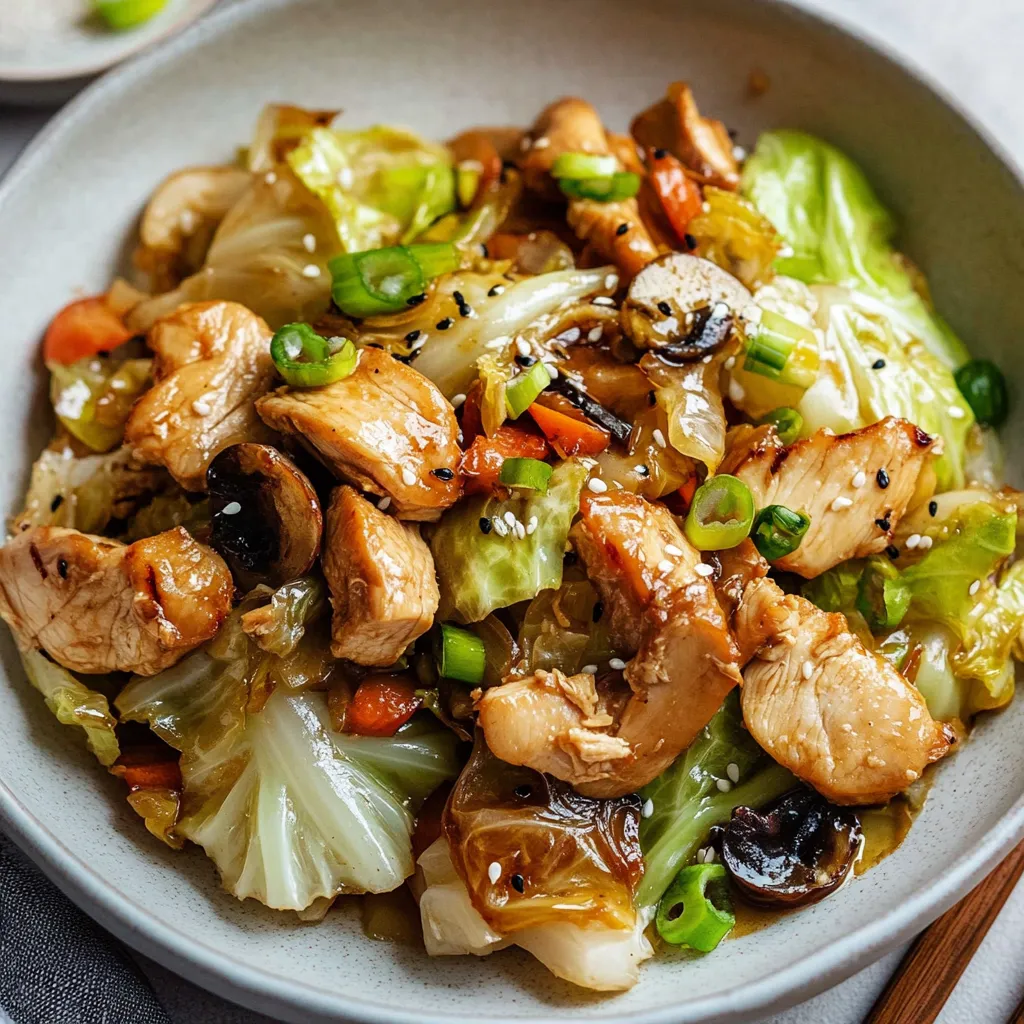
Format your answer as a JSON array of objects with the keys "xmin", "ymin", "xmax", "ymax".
[
  {"xmin": 735, "ymin": 576, "xmax": 952, "ymax": 804},
  {"xmin": 519, "ymin": 97, "xmax": 660, "ymax": 280},
  {"xmin": 125, "ymin": 301, "xmax": 278, "ymax": 491},
  {"xmin": 321, "ymin": 486, "xmax": 439, "ymax": 666},
  {"xmin": 477, "ymin": 492, "xmax": 741, "ymax": 797},
  {"xmin": 721, "ymin": 417, "xmax": 937, "ymax": 578},
  {"xmin": 256, "ymin": 347, "xmax": 462, "ymax": 521},
  {"xmin": 0, "ymin": 526, "xmax": 232, "ymax": 676},
  {"xmin": 631, "ymin": 82, "xmax": 740, "ymax": 190}
]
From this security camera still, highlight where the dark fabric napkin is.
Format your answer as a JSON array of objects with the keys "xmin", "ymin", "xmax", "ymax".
[{"xmin": 0, "ymin": 832, "xmax": 170, "ymax": 1024}]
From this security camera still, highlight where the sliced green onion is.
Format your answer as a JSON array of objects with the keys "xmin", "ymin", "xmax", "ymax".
[
  {"xmin": 756, "ymin": 407, "xmax": 803, "ymax": 445},
  {"xmin": 270, "ymin": 323, "xmax": 358, "ymax": 388},
  {"xmin": 498, "ymin": 457, "xmax": 553, "ymax": 493},
  {"xmin": 559, "ymin": 172, "xmax": 641, "ymax": 203},
  {"xmin": 856, "ymin": 558, "xmax": 911, "ymax": 631},
  {"xmin": 954, "ymin": 359, "xmax": 1007, "ymax": 428},
  {"xmin": 743, "ymin": 310, "xmax": 819, "ymax": 389},
  {"xmin": 94, "ymin": 0, "xmax": 168, "ymax": 30},
  {"xmin": 551, "ymin": 152, "xmax": 619, "ymax": 180},
  {"xmin": 656, "ymin": 863, "xmax": 735, "ymax": 953},
  {"xmin": 751, "ymin": 505, "xmax": 811, "ymax": 561},
  {"xmin": 434, "ymin": 624, "xmax": 486, "ymax": 684},
  {"xmin": 328, "ymin": 243, "xmax": 459, "ymax": 318},
  {"xmin": 456, "ymin": 166, "xmax": 482, "ymax": 208},
  {"xmin": 684, "ymin": 475, "xmax": 755, "ymax": 551},
  {"xmin": 505, "ymin": 360, "xmax": 552, "ymax": 419}
]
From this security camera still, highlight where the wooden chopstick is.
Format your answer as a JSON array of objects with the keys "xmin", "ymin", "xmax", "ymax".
[
  {"xmin": 1010, "ymin": 992, "xmax": 1024, "ymax": 1024},
  {"xmin": 864, "ymin": 839, "xmax": 1024, "ymax": 1024}
]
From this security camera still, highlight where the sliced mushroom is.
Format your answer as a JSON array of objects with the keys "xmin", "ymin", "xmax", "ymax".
[
  {"xmin": 620, "ymin": 253, "xmax": 751, "ymax": 354},
  {"xmin": 207, "ymin": 443, "xmax": 322, "ymax": 590},
  {"xmin": 721, "ymin": 788, "xmax": 862, "ymax": 908}
]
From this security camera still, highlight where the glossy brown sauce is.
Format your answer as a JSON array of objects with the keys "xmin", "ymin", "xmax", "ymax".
[{"xmin": 360, "ymin": 887, "xmax": 422, "ymax": 945}]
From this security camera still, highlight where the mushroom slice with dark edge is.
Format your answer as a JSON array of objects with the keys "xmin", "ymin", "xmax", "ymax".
[
  {"xmin": 620, "ymin": 253, "xmax": 751, "ymax": 353},
  {"xmin": 207, "ymin": 443, "xmax": 322, "ymax": 590},
  {"xmin": 721, "ymin": 788, "xmax": 862, "ymax": 908}
]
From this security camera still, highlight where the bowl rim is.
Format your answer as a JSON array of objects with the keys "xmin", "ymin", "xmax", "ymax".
[
  {"xmin": 0, "ymin": 0, "xmax": 219, "ymax": 83},
  {"xmin": 1, "ymin": 0, "xmax": 1023, "ymax": 1021}
]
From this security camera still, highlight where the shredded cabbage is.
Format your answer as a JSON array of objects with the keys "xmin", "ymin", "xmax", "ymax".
[
  {"xmin": 429, "ymin": 459, "xmax": 588, "ymax": 622},
  {"xmin": 116, "ymin": 609, "xmax": 459, "ymax": 909},
  {"xmin": 20, "ymin": 649, "xmax": 120, "ymax": 767}
]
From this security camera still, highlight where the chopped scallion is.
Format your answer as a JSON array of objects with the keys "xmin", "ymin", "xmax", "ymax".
[
  {"xmin": 751, "ymin": 505, "xmax": 811, "ymax": 561},
  {"xmin": 270, "ymin": 323, "xmax": 358, "ymax": 388},
  {"xmin": 656, "ymin": 863, "xmax": 735, "ymax": 952},
  {"xmin": 498, "ymin": 457, "xmax": 553, "ymax": 493},
  {"xmin": 756, "ymin": 407, "xmax": 803, "ymax": 445},
  {"xmin": 551, "ymin": 152, "xmax": 619, "ymax": 180},
  {"xmin": 434, "ymin": 624, "xmax": 486, "ymax": 684},
  {"xmin": 94, "ymin": 0, "xmax": 168, "ymax": 30},
  {"xmin": 743, "ymin": 310, "xmax": 819, "ymax": 389},
  {"xmin": 684, "ymin": 475, "xmax": 755, "ymax": 551},
  {"xmin": 505, "ymin": 360, "xmax": 552, "ymax": 419},
  {"xmin": 559, "ymin": 172, "xmax": 641, "ymax": 203}
]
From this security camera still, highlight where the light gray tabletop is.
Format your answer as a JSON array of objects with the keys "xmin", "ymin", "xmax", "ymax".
[{"xmin": 1, "ymin": 1, "xmax": 1022, "ymax": 1021}]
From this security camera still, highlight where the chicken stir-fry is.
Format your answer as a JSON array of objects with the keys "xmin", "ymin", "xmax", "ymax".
[{"xmin": 7, "ymin": 84, "xmax": 1016, "ymax": 994}]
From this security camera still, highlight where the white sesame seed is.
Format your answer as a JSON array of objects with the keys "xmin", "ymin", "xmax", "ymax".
[
  {"xmin": 526, "ymin": 516, "xmax": 538, "ymax": 535},
  {"xmin": 905, "ymin": 533, "xmax": 921, "ymax": 550},
  {"xmin": 556, "ymin": 327, "xmax": 581, "ymax": 343},
  {"xmin": 503, "ymin": 511, "xmax": 517, "ymax": 528},
  {"xmin": 657, "ymin": 559, "xmax": 674, "ymax": 573},
  {"xmin": 514, "ymin": 520, "xmax": 526, "ymax": 540},
  {"xmin": 726, "ymin": 762, "xmax": 740, "ymax": 783},
  {"xmin": 716, "ymin": 778, "xmax": 732, "ymax": 793},
  {"xmin": 694, "ymin": 563, "xmax": 715, "ymax": 578},
  {"xmin": 587, "ymin": 477, "xmax": 608, "ymax": 494},
  {"xmin": 301, "ymin": 264, "xmax": 321, "ymax": 279},
  {"xmin": 401, "ymin": 467, "xmax": 417, "ymax": 486},
  {"xmin": 492, "ymin": 517, "xmax": 509, "ymax": 536},
  {"xmin": 581, "ymin": 664, "xmax": 598, "ymax": 675},
  {"xmin": 533, "ymin": 136, "xmax": 551, "ymax": 149},
  {"xmin": 724, "ymin": 356, "xmax": 736, "ymax": 370},
  {"xmin": 728, "ymin": 379, "xmax": 746, "ymax": 403},
  {"xmin": 830, "ymin": 496, "xmax": 853, "ymax": 511},
  {"xmin": 592, "ymin": 296, "xmax": 616, "ymax": 307},
  {"xmin": 264, "ymin": 171, "xmax": 277, "ymax": 185},
  {"xmin": 641, "ymin": 798, "xmax": 654, "ymax": 818},
  {"xmin": 609, "ymin": 657, "xmax": 627, "ymax": 671},
  {"xmin": 587, "ymin": 327, "xmax": 603, "ymax": 342},
  {"xmin": 302, "ymin": 232, "xmax": 317, "ymax": 253},
  {"xmin": 665, "ymin": 544, "xmax": 684, "ymax": 557},
  {"xmin": 515, "ymin": 338, "xmax": 532, "ymax": 357},
  {"xmin": 948, "ymin": 405, "xmax": 966, "ymax": 419},
  {"xmin": 917, "ymin": 535, "xmax": 933, "ymax": 550},
  {"xmin": 634, "ymin": 464, "xmax": 649, "ymax": 476},
  {"xmin": 544, "ymin": 362, "xmax": 559, "ymax": 379},
  {"xmin": 969, "ymin": 580, "xmax": 981, "ymax": 596},
  {"xmin": 451, "ymin": 393, "xmax": 466, "ymax": 409},
  {"xmin": 377, "ymin": 496, "xmax": 391, "ymax": 511},
  {"xmin": 191, "ymin": 399, "xmax": 212, "ymax": 416},
  {"xmin": 604, "ymin": 274, "xmax": 618, "ymax": 291},
  {"xmin": 652, "ymin": 428, "xmax": 667, "ymax": 448},
  {"xmin": 704, "ymin": 848, "xmax": 717, "ymax": 864},
  {"xmin": 732, "ymin": 144, "xmax": 748, "ymax": 161},
  {"xmin": 489, "ymin": 284, "xmax": 505, "ymax": 296},
  {"xmin": 221, "ymin": 501, "xmax": 241, "ymax": 516},
  {"xmin": 487, "ymin": 862, "xmax": 502, "ymax": 884},
  {"xmin": 697, "ymin": 847, "xmax": 709, "ymax": 863},
  {"xmin": 852, "ymin": 471, "xmax": 867, "ymax": 488},
  {"xmin": 802, "ymin": 661, "xmax": 814, "ymax": 680}
]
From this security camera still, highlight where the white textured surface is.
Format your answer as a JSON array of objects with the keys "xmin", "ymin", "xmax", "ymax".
[{"xmin": 0, "ymin": 1, "xmax": 1021, "ymax": 1022}]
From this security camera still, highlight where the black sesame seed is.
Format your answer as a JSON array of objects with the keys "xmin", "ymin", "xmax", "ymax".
[
  {"xmin": 404, "ymin": 329, "xmax": 421, "ymax": 343},
  {"xmin": 929, "ymin": 500, "xmax": 938, "ymax": 517},
  {"xmin": 57, "ymin": 558, "xmax": 68, "ymax": 579},
  {"xmin": 875, "ymin": 517, "xmax": 892, "ymax": 532},
  {"xmin": 453, "ymin": 290, "xmax": 473, "ymax": 317},
  {"xmin": 637, "ymin": 464, "xmax": 650, "ymax": 477},
  {"xmin": 616, "ymin": 222, "xmax": 630, "ymax": 237},
  {"xmin": 515, "ymin": 354, "xmax": 537, "ymax": 367},
  {"xmin": 592, "ymin": 600, "xmax": 604, "ymax": 623},
  {"xmin": 657, "ymin": 300, "xmax": 673, "ymax": 316},
  {"xmin": 513, "ymin": 785, "xmax": 532, "ymax": 799},
  {"xmin": 876, "ymin": 468, "xmax": 890, "ymax": 489},
  {"xmin": 872, "ymin": 358, "xmax": 886, "ymax": 370},
  {"xmin": 481, "ymin": 243, "xmax": 489, "ymax": 259},
  {"xmin": 431, "ymin": 467, "xmax": 455, "ymax": 480},
  {"xmin": 647, "ymin": 390, "xmax": 657, "ymax": 407},
  {"xmin": 479, "ymin": 517, "xmax": 492, "ymax": 534},
  {"xmin": 684, "ymin": 233, "xmax": 698, "ymax": 250},
  {"xmin": 564, "ymin": 551, "xmax": 578, "ymax": 566},
  {"xmin": 367, "ymin": 342, "xmax": 384, "ymax": 349},
  {"xmin": 654, "ymin": 148, "xmax": 668, "ymax": 159},
  {"xmin": 50, "ymin": 494, "xmax": 64, "ymax": 512},
  {"xmin": 886, "ymin": 545, "xmax": 901, "ymax": 560},
  {"xmin": 406, "ymin": 293, "xmax": 426, "ymax": 306},
  {"xmin": 96, "ymin": 350, "xmax": 109, "ymax": 358},
  {"xmin": 436, "ymin": 317, "xmax": 454, "ymax": 331},
  {"xmin": 487, "ymin": 284, "xmax": 503, "ymax": 297},
  {"xmin": 510, "ymin": 873, "xmax": 525, "ymax": 893}
]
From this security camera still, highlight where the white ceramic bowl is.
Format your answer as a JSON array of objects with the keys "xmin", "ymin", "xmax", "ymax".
[{"xmin": 1, "ymin": 1, "xmax": 1023, "ymax": 1022}]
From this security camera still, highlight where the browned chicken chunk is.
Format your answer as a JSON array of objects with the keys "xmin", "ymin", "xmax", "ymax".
[
  {"xmin": 0, "ymin": 526, "xmax": 232, "ymax": 676},
  {"xmin": 321, "ymin": 486, "xmax": 439, "ymax": 665},
  {"xmin": 256, "ymin": 347, "xmax": 462, "ymax": 521},
  {"xmin": 735, "ymin": 576, "xmax": 952, "ymax": 804},
  {"xmin": 520, "ymin": 97, "xmax": 660, "ymax": 280},
  {"xmin": 478, "ymin": 492, "xmax": 741, "ymax": 797},
  {"xmin": 722, "ymin": 417, "xmax": 937, "ymax": 577},
  {"xmin": 125, "ymin": 301, "xmax": 278, "ymax": 491}
]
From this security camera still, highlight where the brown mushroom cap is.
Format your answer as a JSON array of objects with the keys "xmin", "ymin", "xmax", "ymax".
[
  {"xmin": 207, "ymin": 443, "xmax": 322, "ymax": 590},
  {"xmin": 620, "ymin": 252, "xmax": 751, "ymax": 355},
  {"xmin": 720, "ymin": 787, "xmax": 861, "ymax": 908}
]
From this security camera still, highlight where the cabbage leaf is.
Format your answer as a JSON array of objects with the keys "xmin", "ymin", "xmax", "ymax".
[
  {"xmin": 637, "ymin": 692, "xmax": 795, "ymax": 909},
  {"xmin": 116, "ymin": 610, "xmax": 459, "ymax": 909},
  {"xmin": 741, "ymin": 129, "xmax": 968, "ymax": 367},
  {"xmin": 286, "ymin": 126, "xmax": 455, "ymax": 252},
  {"xmin": 20, "ymin": 649, "xmax": 120, "ymax": 767},
  {"xmin": 430, "ymin": 459, "xmax": 588, "ymax": 622}
]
